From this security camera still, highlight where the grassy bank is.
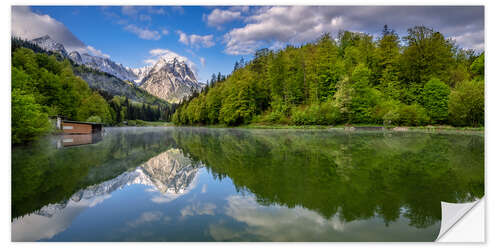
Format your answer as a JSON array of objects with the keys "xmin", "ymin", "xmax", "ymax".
[
  {"xmin": 106, "ymin": 120, "xmax": 484, "ymax": 133},
  {"xmin": 201, "ymin": 123, "xmax": 484, "ymax": 133},
  {"xmin": 116, "ymin": 120, "xmax": 173, "ymax": 127}
]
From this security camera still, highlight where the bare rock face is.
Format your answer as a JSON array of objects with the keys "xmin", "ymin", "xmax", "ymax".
[{"xmin": 139, "ymin": 56, "xmax": 205, "ymax": 103}]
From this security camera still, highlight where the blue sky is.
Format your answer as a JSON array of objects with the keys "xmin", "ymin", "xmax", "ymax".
[
  {"xmin": 23, "ymin": 6, "xmax": 251, "ymax": 82},
  {"xmin": 12, "ymin": 6, "xmax": 484, "ymax": 83}
]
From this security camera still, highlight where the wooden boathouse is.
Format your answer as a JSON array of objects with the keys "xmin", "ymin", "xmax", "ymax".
[{"xmin": 54, "ymin": 117, "xmax": 103, "ymax": 134}]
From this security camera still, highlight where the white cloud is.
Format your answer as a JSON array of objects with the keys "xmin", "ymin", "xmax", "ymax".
[
  {"xmin": 177, "ymin": 30, "xmax": 215, "ymax": 48},
  {"xmin": 147, "ymin": 48, "xmax": 191, "ymax": 65},
  {"xmin": 11, "ymin": 6, "xmax": 86, "ymax": 52},
  {"xmin": 86, "ymin": 45, "xmax": 110, "ymax": 58},
  {"xmin": 177, "ymin": 30, "xmax": 189, "ymax": 45},
  {"xmin": 190, "ymin": 34, "xmax": 215, "ymax": 48},
  {"xmin": 144, "ymin": 59, "xmax": 157, "ymax": 65},
  {"xmin": 144, "ymin": 48, "xmax": 198, "ymax": 76},
  {"xmin": 200, "ymin": 57, "xmax": 206, "ymax": 68},
  {"xmin": 204, "ymin": 8, "xmax": 242, "ymax": 29},
  {"xmin": 103, "ymin": 7, "xmax": 167, "ymax": 40},
  {"xmin": 222, "ymin": 6, "xmax": 484, "ymax": 55},
  {"xmin": 149, "ymin": 48, "xmax": 180, "ymax": 57},
  {"xmin": 451, "ymin": 30, "xmax": 485, "ymax": 51},
  {"xmin": 223, "ymin": 6, "xmax": 346, "ymax": 55},
  {"xmin": 12, "ymin": 6, "xmax": 112, "ymax": 59},
  {"xmin": 124, "ymin": 24, "xmax": 161, "ymax": 40}
]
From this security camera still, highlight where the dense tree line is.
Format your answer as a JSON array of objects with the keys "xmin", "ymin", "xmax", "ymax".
[
  {"xmin": 107, "ymin": 96, "xmax": 175, "ymax": 124},
  {"xmin": 173, "ymin": 26, "xmax": 484, "ymax": 127},
  {"xmin": 11, "ymin": 43, "xmax": 173, "ymax": 144},
  {"xmin": 12, "ymin": 47, "xmax": 113, "ymax": 144}
]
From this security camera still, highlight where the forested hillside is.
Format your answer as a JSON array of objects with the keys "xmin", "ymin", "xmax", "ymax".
[
  {"xmin": 173, "ymin": 26, "xmax": 484, "ymax": 127},
  {"xmin": 11, "ymin": 40, "xmax": 175, "ymax": 144}
]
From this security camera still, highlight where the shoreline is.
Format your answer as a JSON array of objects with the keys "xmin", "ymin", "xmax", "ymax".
[{"xmin": 108, "ymin": 123, "xmax": 484, "ymax": 133}]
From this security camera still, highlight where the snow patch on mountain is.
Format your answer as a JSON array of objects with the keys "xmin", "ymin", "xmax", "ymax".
[
  {"xmin": 31, "ymin": 35, "xmax": 205, "ymax": 103},
  {"xmin": 140, "ymin": 55, "xmax": 205, "ymax": 103}
]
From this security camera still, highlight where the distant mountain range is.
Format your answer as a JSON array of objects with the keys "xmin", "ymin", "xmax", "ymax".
[{"xmin": 31, "ymin": 35, "xmax": 205, "ymax": 103}]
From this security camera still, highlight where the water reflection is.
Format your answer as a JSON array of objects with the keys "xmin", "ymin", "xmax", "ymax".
[
  {"xmin": 12, "ymin": 147, "xmax": 201, "ymax": 241},
  {"xmin": 209, "ymin": 194, "xmax": 438, "ymax": 241},
  {"xmin": 11, "ymin": 127, "xmax": 484, "ymax": 241},
  {"xmin": 56, "ymin": 133, "xmax": 103, "ymax": 148},
  {"xmin": 173, "ymin": 128, "xmax": 483, "ymax": 230}
]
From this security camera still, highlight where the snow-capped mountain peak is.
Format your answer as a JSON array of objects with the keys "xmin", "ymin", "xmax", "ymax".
[
  {"xmin": 30, "ymin": 35, "xmax": 205, "ymax": 103},
  {"xmin": 140, "ymin": 55, "xmax": 204, "ymax": 103}
]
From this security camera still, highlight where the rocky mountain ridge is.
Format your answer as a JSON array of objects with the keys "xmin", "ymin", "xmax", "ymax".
[{"xmin": 30, "ymin": 35, "xmax": 205, "ymax": 103}]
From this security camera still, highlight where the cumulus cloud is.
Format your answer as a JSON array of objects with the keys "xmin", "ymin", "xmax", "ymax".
[
  {"xmin": 11, "ymin": 6, "xmax": 86, "ymax": 52},
  {"xmin": 200, "ymin": 57, "xmax": 206, "ymax": 68},
  {"xmin": 451, "ymin": 30, "xmax": 485, "ymax": 51},
  {"xmin": 144, "ymin": 48, "xmax": 198, "ymax": 76},
  {"xmin": 12, "ymin": 6, "xmax": 112, "ymax": 58},
  {"xmin": 102, "ymin": 7, "xmax": 166, "ymax": 40},
  {"xmin": 86, "ymin": 45, "xmax": 110, "ymax": 58},
  {"xmin": 124, "ymin": 24, "xmax": 161, "ymax": 40},
  {"xmin": 204, "ymin": 8, "xmax": 242, "ymax": 29},
  {"xmin": 178, "ymin": 30, "xmax": 189, "ymax": 45},
  {"xmin": 177, "ymin": 30, "xmax": 215, "ymax": 48},
  {"xmin": 223, "ymin": 6, "xmax": 484, "ymax": 55},
  {"xmin": 190, "ymin": 34, "xmax": 215, "ymax": 48}
]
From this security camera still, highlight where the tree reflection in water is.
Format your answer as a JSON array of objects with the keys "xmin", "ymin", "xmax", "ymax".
[{"xmin": 11, "ymin": 127, "xmax": 483, "ymax": 241}]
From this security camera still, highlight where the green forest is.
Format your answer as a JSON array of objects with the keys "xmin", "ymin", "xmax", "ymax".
[
  {"xmin": 11, "ymin": 39, "xmax": 174, "ymax": 144},
  {"xmin": 173, "ymin": 26, "xmax": 484, "ymax": 127}
]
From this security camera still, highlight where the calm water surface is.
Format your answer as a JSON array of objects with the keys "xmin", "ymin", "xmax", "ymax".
[{"xmin": 11, "ymin": 127, "xmax": 484, "ymax": 241}]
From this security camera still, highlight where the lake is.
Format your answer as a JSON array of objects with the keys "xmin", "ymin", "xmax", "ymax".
[{"xmin": 11, "ymin": 127, "xmax": 484, "ymax": 242}]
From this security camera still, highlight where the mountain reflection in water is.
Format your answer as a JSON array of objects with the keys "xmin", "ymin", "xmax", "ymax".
[
  {"xmin": 12, "ymin": 147, "xmax": 201, "ymax": 241},
  {"xmin": 11, "ymin": 127, "xmax": 484, "ymax": 241}
]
